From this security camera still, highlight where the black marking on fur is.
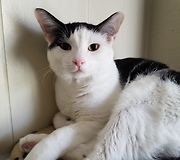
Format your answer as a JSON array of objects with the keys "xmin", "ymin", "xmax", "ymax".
[
  {"xmin": 115, "ymin": 58, "xmax": 169, "ymax": 86},
  {"xmin": 115, "ymin": 58, "xmax": 180, "ymax": 86},
  {"xmin": 159, "ymin": 69, "xmax": 180, "ymax": 85},
  {"xmin": 14, "ymin": 158, "xmax": 19, "ymax": 160},
  {"xmin": 66, "ymin": 23, "xmax": 97, "ymax": 34},
  {"xmin": 161, "ymin": 157, "xmax": 180, "ymax": 160}
]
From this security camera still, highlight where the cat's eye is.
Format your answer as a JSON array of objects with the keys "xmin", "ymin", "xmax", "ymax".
[
  {"xmin": 88, "ymin": 43, "xmax": 100, "ymax": 51},
  {"xmin": 59, "ymin": 43, "xmax": 71, "ymax": 51}
]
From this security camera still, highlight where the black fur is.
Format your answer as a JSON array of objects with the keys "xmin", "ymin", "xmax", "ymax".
[
  {"xmin": 161, "ymin": 157, "xmax": 180, "ymax": 160},
  {"xmin": 115, "ymin": 58, "xmax": 180, "ymax": 87},
  {"xmin": 159, "ymin": 69, "xmax": 180, "ymax": 85}
]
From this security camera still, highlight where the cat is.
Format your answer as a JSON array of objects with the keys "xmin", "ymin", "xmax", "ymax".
[{"xmin": 19, "ymin": 8, "xmax": 180, "ymax": 160}]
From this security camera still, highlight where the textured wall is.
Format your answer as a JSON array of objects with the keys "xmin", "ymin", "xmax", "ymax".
[
  {"xmin": 0, "ymin": 0, "xmax": 149, "ymax": 156},
  {"xmin": 148, "ymin": 0, "xmax": 180, "ymax": 70}
]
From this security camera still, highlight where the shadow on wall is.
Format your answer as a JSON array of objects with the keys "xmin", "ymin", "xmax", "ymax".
[{"xmin": 8, "ymin": 22, "xmax": 58, "ymax": 142}]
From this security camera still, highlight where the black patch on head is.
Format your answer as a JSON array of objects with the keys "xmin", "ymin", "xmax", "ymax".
[
  {"xmin": 66, "ymin": 22, "xmax": 97, "ymax": 34},
  {"xmin": 48, "ymin": 22, "xmax": 98, "ymax": 50},
  {"xmin": 115, "ymin": 58, "xmax": 169, "ymax": 86}
]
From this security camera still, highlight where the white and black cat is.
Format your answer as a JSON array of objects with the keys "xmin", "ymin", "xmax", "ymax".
[{"xmin": 20, "ymin": 8, "xmax": 180, "ymax": 160}]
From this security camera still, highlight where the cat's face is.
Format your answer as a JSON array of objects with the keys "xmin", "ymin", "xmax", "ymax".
[
  {"xmin": 47, "ymin": 27, "xmax": 114, "ymax": 80},
  {"xmin": 35, "ymin": 9, "xmax": 124, "ymax": 81}
]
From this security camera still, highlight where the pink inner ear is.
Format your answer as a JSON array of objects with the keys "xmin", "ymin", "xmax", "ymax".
[
  {"xmin": 35, "ymin": 9, "xmax": 58, "ymax": 43},
  {"xmin": 44, "ymin": 33, "xmax": 55, "ymax": 44},
  {"xmin": 98, "ymin": 12, "xmax": 124, "ymax": 40},
  {"xmin": 106, "ymin": 36, "xmax": 113, "ymax": 42}
]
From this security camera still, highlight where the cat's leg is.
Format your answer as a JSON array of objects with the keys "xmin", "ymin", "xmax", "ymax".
[
  {"xmin": 20, "ymin": 133, "xmax": 47, "ymax": 153},
  {"xmin": 86, "ymin": 77, "xmax": 165, "ymax": 160},
  {"xmin": 53, "ymin": 112, "xmax": 75, "ymax": 129},
  {"xmin": 23, "ymin": 121, "xmax": 102, "ymax": 160}
]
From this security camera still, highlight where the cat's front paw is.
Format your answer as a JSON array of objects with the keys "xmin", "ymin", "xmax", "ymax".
[{"xmin": 19, "ymin": 133, "xmax": 47, "ymax": 153}]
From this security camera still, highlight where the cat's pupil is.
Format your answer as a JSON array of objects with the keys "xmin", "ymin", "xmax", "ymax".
[
  {"xmin": 59, "ymin": 43, "xmax": 71, "ymax": 51},
  {"xmin": 88, "ymin": 43, "xmax": 100, "ymax": 51}
]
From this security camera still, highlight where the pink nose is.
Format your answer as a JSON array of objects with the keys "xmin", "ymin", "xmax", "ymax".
[{"xmin": 73, "ymin": 60, "xmax": 85, "ymax": 68}]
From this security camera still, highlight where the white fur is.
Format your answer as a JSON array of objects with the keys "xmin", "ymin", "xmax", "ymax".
[{"xmin": 86, "ymin": 76, "xmax": 180, "ymax": 160}]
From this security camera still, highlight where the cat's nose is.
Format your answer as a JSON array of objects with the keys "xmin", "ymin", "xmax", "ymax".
[{"xmin": 73, "ymin": 59, "xmax": 85, "ymax": 68}]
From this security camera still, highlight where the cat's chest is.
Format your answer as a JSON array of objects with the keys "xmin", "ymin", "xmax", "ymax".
[
  {"xmin": 55, "ymin": 81, "xmax": 95, "ymax": 117},
  {"xmin": 60, "ymin": 89, "xmax": 91, "ymax": 117},
  {"xmin": 55, "ymin": 78, "xmax": 121, "ymax": 121}
]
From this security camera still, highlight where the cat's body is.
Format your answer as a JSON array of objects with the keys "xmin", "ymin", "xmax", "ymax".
[{"xmin": 20, "ymin": 8, "xmax": 180, "ymax": 160}]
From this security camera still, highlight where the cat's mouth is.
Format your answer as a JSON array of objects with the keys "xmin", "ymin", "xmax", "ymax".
[
  {"xmin": 71, "ymin": 67, "xmax": 86, "ymax": 77},
  {"xmin": 70, "ymin": 65, "xmax": 89, "ymax": 78},
  {"xmin": 73, "ymin": 68, "xmax": 83, "ymax": 73},
  {"xmin": 72, "ymin": 65, "xmax": 84, "ymax": 73}
]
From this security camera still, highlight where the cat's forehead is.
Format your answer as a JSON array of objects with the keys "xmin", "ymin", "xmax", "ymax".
[{"xmin": 69, "ymin": 26, "xmax": 104, "ymax": 44}]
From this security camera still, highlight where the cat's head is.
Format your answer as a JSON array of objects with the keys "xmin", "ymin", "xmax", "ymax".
[{"xmin": 35, "ymin": 8, "xmax": 124, "ymax": 81}]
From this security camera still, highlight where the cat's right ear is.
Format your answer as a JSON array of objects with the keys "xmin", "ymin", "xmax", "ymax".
[{"xmin": 34, "ymin": 8, "xmax": 64, "ymax": 43}]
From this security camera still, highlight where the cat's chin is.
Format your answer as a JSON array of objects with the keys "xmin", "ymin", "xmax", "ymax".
[
  {"xmin": 70, "ymin": 68, "xmax": 93, "ymax": 80},
  {"xmin": 72, "ymin": 70, "xmax": 88, "ymax": 79}
]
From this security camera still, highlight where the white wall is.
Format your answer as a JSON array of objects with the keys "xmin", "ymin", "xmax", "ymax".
[{"xmin": 3, "ymin": 0, "xmax": 179, "ymax": 156}]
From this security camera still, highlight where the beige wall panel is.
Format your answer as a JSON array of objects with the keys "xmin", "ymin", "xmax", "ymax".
[
  {"xmin": 89, "ymin": 0, "xmax": 149, "ymax": 59},
  {"xmin": 148, "ymin": 0, "xmax": 180, "ymax": 70},
  {"xmin": 1, "ymin": 0, "xmax": 88, "ymax": 146},
  {"xmin": 0, "ymin": 1, "xmax": 13, "ymax": 156}
]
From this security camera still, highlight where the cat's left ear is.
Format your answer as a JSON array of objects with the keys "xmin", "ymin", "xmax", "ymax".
[{"xmin": 97, "ymin": 12, "xmax": 124, "ymax": 42}]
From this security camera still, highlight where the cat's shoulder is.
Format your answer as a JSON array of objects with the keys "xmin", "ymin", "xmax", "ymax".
[
  {"xmin": 114, "ymin": 57, "xmax": 180, "ymax": 86},
  {"xmin": 115, "ymin": 58, "xmax": 169, "ymax": 73}
]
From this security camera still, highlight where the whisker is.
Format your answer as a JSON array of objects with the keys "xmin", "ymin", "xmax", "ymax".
[
  {"xmin": 39, "ymin": 66, "xmax": 51, "ymax": 73},
  {"xmin": 40, "ymin": 66, "xmax": 55, "ymax": 88}
]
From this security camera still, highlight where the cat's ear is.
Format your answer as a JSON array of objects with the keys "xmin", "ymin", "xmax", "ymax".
[
  {"xmin": 97, "ymin": 12, "xmax": 124, "ymax": 42},
  {"xmin": 34, "ymin": 8, "xmax": 65, "ymax": 43}
]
